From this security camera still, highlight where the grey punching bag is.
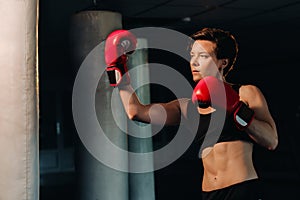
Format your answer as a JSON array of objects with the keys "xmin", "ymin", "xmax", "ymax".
[{"xmin": 69, "ymin": 10, "xmax": 129, "ymax": 200}]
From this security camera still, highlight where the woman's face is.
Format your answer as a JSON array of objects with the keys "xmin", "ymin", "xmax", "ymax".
[{"xmin": 190, "ymin": 40, "xmax": 223, "ymax": 82}]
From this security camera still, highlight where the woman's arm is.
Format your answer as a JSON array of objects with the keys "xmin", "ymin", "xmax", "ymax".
[
  {"xmin": 240, "ymin": 85, "xmax": 278, "ymax": 150},
  {"xmin": 118, "ymin": 84, "xmax": 183, "ymax": 125}
]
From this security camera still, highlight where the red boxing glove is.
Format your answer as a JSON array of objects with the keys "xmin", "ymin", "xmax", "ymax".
[
  {"xmin": 104, "ymin": 29, "xmax": 137, "ymax": 86},
  {"xmin": 192, "ymin": 76, "xmax": 239, "ymax": 113},
  {"xmin": 192, "ymin": 76, "xmax": 255, "ymax": 130}
]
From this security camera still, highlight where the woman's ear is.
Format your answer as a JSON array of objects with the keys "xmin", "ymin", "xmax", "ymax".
[{"xmin": 222, "ymin": 59, "xmax": 229, "ymax": 68}]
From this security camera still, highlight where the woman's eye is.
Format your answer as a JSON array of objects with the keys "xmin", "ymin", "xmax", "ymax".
[
  {"xmin": 200, "ymin": 55, "xmax": 209, "ymax": 58},
  {"xmin": 190, "ymin": 53, "xmax": 210, "ymax": 58}
]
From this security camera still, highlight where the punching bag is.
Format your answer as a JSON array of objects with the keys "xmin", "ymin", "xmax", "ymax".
[
  {"xmin": 0, "ymin": 0, "xmax": 39, "ymax": 200},
  {"xmin": 69, "ymin": 10, "xmax": 129, "ymax": 200}
]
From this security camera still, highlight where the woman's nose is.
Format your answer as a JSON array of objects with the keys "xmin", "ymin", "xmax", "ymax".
[{"xmin": 191, "ymin": 57, "xmax": 199, "ymax": 67}]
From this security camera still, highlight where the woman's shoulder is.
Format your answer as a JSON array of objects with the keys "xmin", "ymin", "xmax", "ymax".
[
  {"xmin": 239, "ymin": 84, "xmax": 262, "ymax": 95},
  {"xmin": 226, "ymin": 80, "xmax": 263, "ymax": 104},
  {"xmin": 239, "ymin": 84, "xmax": 265, "ymax": 106},
  {"xmin": 226, "ymin": 80, "xmax": 260, "ymax": 94}
]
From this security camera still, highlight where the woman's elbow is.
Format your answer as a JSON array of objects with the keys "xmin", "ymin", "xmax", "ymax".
[
  {"xmin": 268, "ymin": 135, "xmax": 278, "ymax": 151},
  {"xmin": 127, "ymin": 107, "xmax": 145, "ymax": 122},
  {"xmin": 127, "ymin": 109, "xmax": 138, "ymax": 121}
]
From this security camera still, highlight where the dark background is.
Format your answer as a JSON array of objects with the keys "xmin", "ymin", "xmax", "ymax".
[{"xmin": 38, "ymin": 0, "xmax": 300, "ymax": 199}]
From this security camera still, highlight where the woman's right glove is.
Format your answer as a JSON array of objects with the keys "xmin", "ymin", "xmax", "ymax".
[{"xmin": 192, "ymin": 76, "xmax": 255, "ymax": 130}]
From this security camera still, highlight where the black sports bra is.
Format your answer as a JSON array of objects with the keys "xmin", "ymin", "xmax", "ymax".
[{"xmin": 186, "ymin": 84, "xmax": 254, "ymax": 148}]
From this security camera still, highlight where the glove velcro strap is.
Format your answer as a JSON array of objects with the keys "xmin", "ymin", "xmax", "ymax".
[
  {"xmin": 106, "ymin": 68, "xmax": 120, "ymax": 86},
  {"xmin": 233, "ymin": 101, "xmax": 255, "ymax": 131},
  {"xmin": 197, "ymin": 101, "xmax": 210, "ymax": 108},
  {"xmin": 106, "ymin": 65, "xmax": 130, "ymax": 87}
]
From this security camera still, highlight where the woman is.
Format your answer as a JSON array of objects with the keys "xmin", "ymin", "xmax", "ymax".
[{"xmin": 104, "ymin": 27, "xmax": 278, "ymax": 199}]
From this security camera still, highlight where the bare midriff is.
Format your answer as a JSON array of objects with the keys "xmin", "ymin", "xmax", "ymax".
[{"xmin": 201, "ymin": 140, "xmax": 258, "ymax": 191}]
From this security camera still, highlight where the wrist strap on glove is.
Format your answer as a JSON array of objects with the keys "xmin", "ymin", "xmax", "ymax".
[{"xmin": 234, "ymin": 101, "xmax": 255, "ymax": 130}]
